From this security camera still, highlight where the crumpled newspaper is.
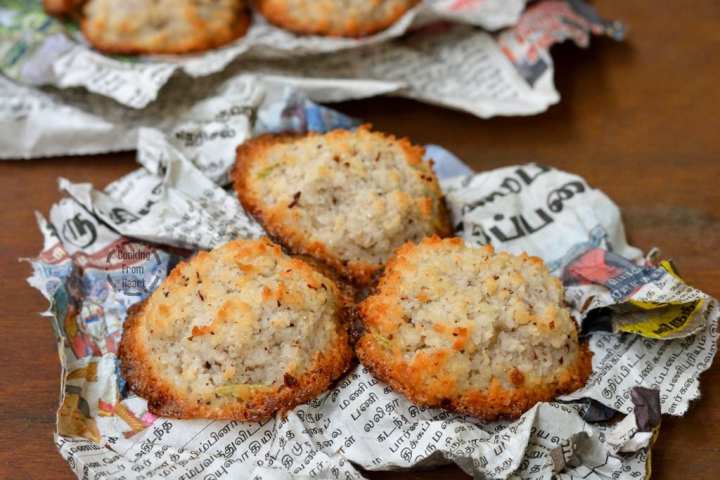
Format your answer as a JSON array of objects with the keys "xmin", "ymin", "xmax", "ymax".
[
  {"xmin": 1, "ymin": 0, "xmax": 624, "ymax": 160},
  {"xmin": 27, "ymin": 86, "xmax": 718, "ymax": 479}
]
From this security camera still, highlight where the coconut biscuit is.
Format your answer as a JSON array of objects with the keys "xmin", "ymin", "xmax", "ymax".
[
  {"xmin": 119, "ymin": 238, "xmax": 353, "ymax": 420},
  {"xmin": 255, "ymin": 0, "xmax": 419, "ymax": 37},
  {"xmin": 79, "ymin": 0, "xmax": 250, "ymax": 55},
  {"xmin": 233, "ymin": 126, "xmax": 452, "ymax": 286},
  {"xmin": 356, "ymin": 236, "xmax": 592, "ymax": 420}
]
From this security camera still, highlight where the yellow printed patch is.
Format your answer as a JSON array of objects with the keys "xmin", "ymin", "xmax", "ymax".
[{"xmin": 617, "ymin": 299, "xmax": 704, "ymax": 339}]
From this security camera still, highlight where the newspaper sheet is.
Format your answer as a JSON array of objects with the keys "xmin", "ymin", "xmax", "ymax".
[
  {"xmin": 1, "ymin": 0, "xmax": 623, "ymax": 162},
  {"xmin": 27, "ymin": 90, "xmax": 718, "ymax": 480}
]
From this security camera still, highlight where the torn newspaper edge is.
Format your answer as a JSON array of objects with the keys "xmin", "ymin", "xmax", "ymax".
[
  {"xmin": 1, "ymin": 0, "xmax": 622, "ymax": 117},
  {"xmin": 27, "ymin": 93, "xmax": 717, "ymax": 479}
]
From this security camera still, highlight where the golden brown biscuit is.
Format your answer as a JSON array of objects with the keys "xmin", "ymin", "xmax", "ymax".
[
  {"xmin": 80, "ymin": 0, "xmax": 250, "ymax": 55},
  {"xmin": 119, "ymin": 238, "xmax": 353, "ymax": 420},
  {"xmin": 255, "ymin": 0, "xmax": 420, "ymax": 37},
  {"xmin": 233, "ymin": 126, "xmax": 452, "ymax": 286},
  {"xmin": 356, "ymin": 236, "xmax": 592, "ymax": 420}
]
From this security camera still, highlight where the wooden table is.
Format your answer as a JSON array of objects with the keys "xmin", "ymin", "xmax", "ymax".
[{"xmin": 1, "ymin": 2, "xmax": 718, "ymax": 478}]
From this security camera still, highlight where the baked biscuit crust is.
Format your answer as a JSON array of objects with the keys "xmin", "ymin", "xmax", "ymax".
[
  {"xmin": 119, "ymin": 238, "xmax": 353, "ymax": 420},
  {"xmin": 356, "ymin": 236, "xmax": 592, "ymax": 421},
  {"xmin": 255, "ymin": 0, "xmax": 420, "ymax": 37},
  {"xmin": 80, "ymin": 0, "xmax": 250, "ymax": 55},
  {"xmin": 233, "ymin": 126, "xmax": 452, "ymax": 286}
]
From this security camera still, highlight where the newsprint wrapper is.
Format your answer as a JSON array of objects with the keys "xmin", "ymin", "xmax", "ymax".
[
  {"xmin": 1, "ymin": 0, "xmax": 624, "ymax": 159},
  {"xmin": 26, "ymin": 90, "xmax": 718, "ymax": 480}
]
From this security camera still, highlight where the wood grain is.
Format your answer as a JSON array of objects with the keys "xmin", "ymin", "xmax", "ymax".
[{"xmin": 0, "ymin": 1, "xmax": 718, "ymax": 478}]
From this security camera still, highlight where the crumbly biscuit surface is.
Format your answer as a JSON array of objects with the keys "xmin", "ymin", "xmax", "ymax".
[
  {"xmin": 81, "ymin": 0, "xmax": 250, "ymax": 54},
  {"xmin": 119, "ymin": 238, "xmax": 352, "ymax": 420},
  {"xmin": 255, "ymin": 0, "xmax": 419, "ymax": 37},
  {"xmin": 356, "ymin": 236, "xmax": 592, "ymax": 420},
  {"xmin": 233, "ymin": 126, "xmax": 452, "ymax": 285}
]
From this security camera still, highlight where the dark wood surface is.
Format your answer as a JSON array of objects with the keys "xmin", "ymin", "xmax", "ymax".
[{"xmin": 1, "ymin": 2, "xmax": 718, "ymax": 478}]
